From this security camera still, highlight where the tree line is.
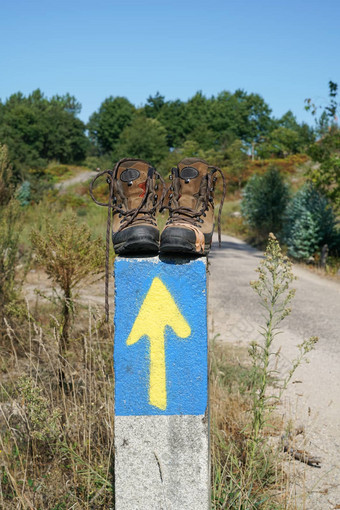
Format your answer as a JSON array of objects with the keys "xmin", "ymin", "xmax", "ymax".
[{"xmin": 0, "ymin": 88, "xmax": 315, "ymax": 180}]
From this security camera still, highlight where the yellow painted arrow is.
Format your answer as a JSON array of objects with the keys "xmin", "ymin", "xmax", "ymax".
[{"xmin": 126, "ymin": 277, "xmax": 191, "ymax": 410}]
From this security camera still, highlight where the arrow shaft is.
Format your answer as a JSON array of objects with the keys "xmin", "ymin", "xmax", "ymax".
[{"xmin": 149, "ymin": 334, "xmax": 166, "ymax": 410}]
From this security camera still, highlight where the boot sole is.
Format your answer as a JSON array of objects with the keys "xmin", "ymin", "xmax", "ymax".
[
  {"xmin": 160, "ymin": 228, "xmax": 212, "ymax": 256},
  {"xmin": 113, "ymin": 226, "xmax": 159, "ymax": 256}
]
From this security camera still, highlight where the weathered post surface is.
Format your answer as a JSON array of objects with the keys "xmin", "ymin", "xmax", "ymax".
[{"xmin": 114, "ymin": 256, "xmax": 209, "ymax": 509}]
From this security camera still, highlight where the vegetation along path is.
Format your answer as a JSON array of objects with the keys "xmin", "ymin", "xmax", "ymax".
[{"xmin": 208, "ymin": 233, "xmax": 340, "ymax": 509}]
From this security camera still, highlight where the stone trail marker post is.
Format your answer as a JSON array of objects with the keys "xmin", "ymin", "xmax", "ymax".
[{"xmin": 114, "ymin": 256, "xmax": 209, "ymax": 509}]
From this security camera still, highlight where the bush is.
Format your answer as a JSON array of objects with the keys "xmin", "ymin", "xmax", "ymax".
[
  {"xmin": 15, "ymin": 180, "xmax": 31, "ymax": 206},
  {"xmin": 0, "ymin": 145, "xmax": 15, "ymax": 205},
  {"xmin": 284, "ymin": 183, "xmax": 339, "ymax": 260},
  {"xmin": 241, "ymin": 166, "xmax": 290, "ymax": 241},
  {"xmin": 31, "ymin": 214, "xmax": 105, "ymax": 352},
  {"xmin": 0, "ymin": 200, "xmax": 21, "ymax": 322},
  {"xmin": 0, "ymin": 145, "xmax": 23, "ymax": 332},
  {"xmin": 307, "ymin": 127, "xmax": 340, "ymax": 210}
]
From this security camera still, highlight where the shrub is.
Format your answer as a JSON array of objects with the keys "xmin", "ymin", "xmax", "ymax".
[
  {"xmin": 0, "ymin": 144, "xmax": 14, "ymax": 205},
  {"xmin": 307, "ymin": 127, "xmax": 340, "ymax": 210},
  {"xmin": 0, "ymin": 145, "xmax": 23, "ymax": 332},
  {"xmin": 212, "ymin": 235, "xmax": 318, "ymax": 508},
  {"xmin": 284, "ymin": 183, "xmax": 339, "ymax": 260},
  {"xmin": 241, "ymin": 166, "xmax": 290, "ymax": 241},
  {"xmin": 15, "ymin": 180, "xmax": 31, "ymax": 206},
  {"xmin": 31, "ymin": 215, "xmax": 105, "ymax": 353},
  {"xmin": 0, "ymin": 200, "xmax": 21, "ymax": 324}
]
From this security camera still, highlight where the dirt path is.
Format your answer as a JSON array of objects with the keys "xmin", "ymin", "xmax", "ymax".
[
  {"xmin": 209, "ymin": 233, "xmax": 340, "ymax": 510},
  {"xmin": 55, "ymin": 170, "xmax": 97, "ymax": 189}
]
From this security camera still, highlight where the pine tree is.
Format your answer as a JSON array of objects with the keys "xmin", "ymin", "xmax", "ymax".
[
  {"xmin": 241, "ymin": 166, "xmax": 290, "ymax": 240},
  {"xmin": 284, "ymin": 183, "xmax": 338, "ymax": 259}
]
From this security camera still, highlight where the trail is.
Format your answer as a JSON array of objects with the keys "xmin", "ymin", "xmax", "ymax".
[
  {"xmin": 55, "ymin": 170, "xmax": 97, "ymax": 189},
  {"xmin": 209, "ymin": 233, "xmax": 340, "ymax": 510}
]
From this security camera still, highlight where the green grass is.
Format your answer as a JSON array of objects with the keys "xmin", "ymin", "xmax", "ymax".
[{"xmin": 215, "ymin": 198, "xmax": 250, "ymax": 240}]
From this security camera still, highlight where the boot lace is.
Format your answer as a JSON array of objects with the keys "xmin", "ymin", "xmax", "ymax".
[
  {"xmin": 160, "ymin": 165, "xmax": 226, "ymax": 246},
  {"xmin": 89, "ymin": 157, "xmax": 166, "ymax": 321}
]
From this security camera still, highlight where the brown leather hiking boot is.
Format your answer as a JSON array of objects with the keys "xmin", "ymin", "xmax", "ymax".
[
  {"xmin": 160, "ymin": 158, "xmax": 226, "ymax": 256},
  {"xmin": 90, "ymin": 158, "xmax": 164, "ymax": 256}
]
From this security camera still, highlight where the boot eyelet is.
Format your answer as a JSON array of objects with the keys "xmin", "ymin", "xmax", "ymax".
[
  {"xmin": 119, "ymin": 213, "xmax": 122, "ymax": 218},
  {"xmin": 209, "ymin": 197, "xmax": 213, "ymax": 202},
  {"xmin": 203, "ymin": 213, "xmax": 206, "ymax": 217},
  {"xmin": 210, "ymin": 187, "xmax": 214, "ymax": 192},
  {"xmin": 128, "ymin": 181, "xmax": 133, "ymax": 186},
  {"xmin": 170, "ymin": 186, "xmax": 174, "ymax": 191},
  {"xmin": 112, "ymin": 197, "xmax": 117, "ymax": 204},
  {"xmin": 169, "ymin": 193, "xmax": 173, "ymax": 198},
  {"xmin": 169, "ymin": 175, "xmax": 173, "ymax": 180},
  {"xmin": 155, "ymin": 184, "xmax": 158, "ymax": 191},
  {"xmin": 185, "ymin": 179, "xmax": 190, "ymax": 184},
  {"xmin": 213, "ymin": 177, "xmax": 217, "ymax": 183},
  {"xmin": 119, "ymin": 204, "xmax": 123, "ymax": 208}
]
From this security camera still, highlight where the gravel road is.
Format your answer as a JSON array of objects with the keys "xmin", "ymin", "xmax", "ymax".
[{"xmin": 208, "ymin": 233, "xmax": 340, "ymax": 510}]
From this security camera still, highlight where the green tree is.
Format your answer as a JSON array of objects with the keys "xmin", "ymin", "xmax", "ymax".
[
  {"xmin": 183, "ymin": 92, "xmax": 216, "ymax": 149},
  {"xmin": 286, "ymin": 210, "xmax": 320, "ymax": 259},
  {"xmin": 256, "ymin": 111, "xmax": 314, "ymax": 158},
  {"xmin": 88, "ymin": 96, "xmax": 135, "ymax": 154},
  {"xmin": 157, "ymin": 99, "xmax": 187, "ymax": 147},
  {"xmin": 305, "ymin": 80, "xmax": 338, "ymax": 134},
  {"xmin": 0, "ymin": 90, "xmax": 88, "ymax": 178},
  {"xmin": 304, "ymin": 82, "xmax": 340, "ymax": 209},
  {"xmin": 144, "ymin": 92, "xmax": 165, "ymax": 118},
  {"xmin": 155, "ymin": 89, "xmax": 274, "ymax": 153},
  {"xmin": 210, "ymin": 90, "xmax": 273, "ymax": 153},
  {"xmin": 307, "ymin": 128, "xmax": 340, "ymax": 210},
  {"xmin": 243, "ymin": 91, "xmax": 273, "ymax": 149},
  {"xmin": 284, "ymin": 183, "xmax": 338, "ymax": 259},
  {"xmin": 224, "ymin": 139, "xmax": 249, "ymax": 189},
  {"xmin": 115, "ymin": 115, "xmax": 168, "ymax": 164},
  {"xmin": 241, "ymin": 167, "xmax": 290, "ymax": 240},
  {"xmin": 257, "ymin": 127, "xmax": 301, "ymax": 158}
]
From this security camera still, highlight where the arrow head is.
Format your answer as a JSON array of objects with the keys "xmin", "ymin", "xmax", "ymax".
[{"xmin": 127, "ymin": 277, "xmax": 191, "ymax": 345}]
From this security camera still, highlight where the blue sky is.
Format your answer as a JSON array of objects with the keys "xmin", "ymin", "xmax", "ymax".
[{"xmin": 1, "ymin": 0, "xmax": 339, "ymax": 125}]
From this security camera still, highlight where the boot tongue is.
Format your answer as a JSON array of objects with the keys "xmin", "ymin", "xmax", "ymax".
[
  {"xmin": 177, "ymin": 160, "xmax": 209, "ymax": 210},
  {"xmin": 116, "ymin": 160, "xmax": 151, "ymax": 211}
]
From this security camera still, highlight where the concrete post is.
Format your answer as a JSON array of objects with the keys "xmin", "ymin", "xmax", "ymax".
[{"xmin": 114, "ymin": 256, "xmax": 209, "ymax": 509}]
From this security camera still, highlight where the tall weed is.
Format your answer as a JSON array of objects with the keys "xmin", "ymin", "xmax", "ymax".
[{"xmin": 211, "ymin": 234, "xmax": 317, "ymax": 509}]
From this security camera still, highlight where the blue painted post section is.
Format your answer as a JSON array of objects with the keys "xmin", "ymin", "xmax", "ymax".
[{"xmin": 114, "ymin": 256, "xmax": 209, "ymax": 509}]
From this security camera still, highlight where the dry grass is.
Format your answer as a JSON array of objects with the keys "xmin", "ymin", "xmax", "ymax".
[
  {"xmin": 210, "ymin": 341, "xmax": 287, "ymax": 510},
  {"xmin": 0, "ymin": 301, "xmax": 292, "ymax": 510},
  {"xmin": 0, "ymin": 190, "xmax": 308, "ymax": 509},
  {"xmin": 0, "ymin": 303, "xmax": 115, "ymax": 509}
]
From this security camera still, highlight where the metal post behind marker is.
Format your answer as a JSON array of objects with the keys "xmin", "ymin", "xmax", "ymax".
[{"xmin": 114, "ymin": 256, "xmax": 209, "ymax": 509}]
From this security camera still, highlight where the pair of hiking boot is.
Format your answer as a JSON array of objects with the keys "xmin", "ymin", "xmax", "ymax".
[{"xmin": 90, "ymin": 157, "xmax": 226, "ymax": 257}]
